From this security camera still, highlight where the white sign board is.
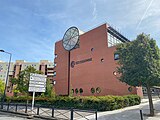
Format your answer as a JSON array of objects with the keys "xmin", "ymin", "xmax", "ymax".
[{"xmin": 28, "ymin": 73, "xmax": 47, "ymax": 92}]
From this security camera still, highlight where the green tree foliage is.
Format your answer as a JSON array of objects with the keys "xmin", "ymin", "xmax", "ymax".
[
  {"xmin": 11, "ymin": 66, "xmax": 43, "ymax": 94},
  {"xmin": 43, "ymin": 79, "xmax": 56, "ymax": 98},
  {"xmin": 0, "ymin": 80, "xmax": 5, "ymax": 96},
  {"xmin": 116, "ymin": 33, "xmax": 160, "ymax": 116}
]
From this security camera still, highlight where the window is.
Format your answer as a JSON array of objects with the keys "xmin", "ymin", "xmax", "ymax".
[
  {"xmin": 53, "ymin": 71, "xmax": 56, "ymax": 76},
  {"xmin": 91, "ymin": 48, "xmax": 94, "ymax": 51},
  {"xmin": 96, "ymin": 87, "xmax": 101, "ymax": 94},
  {"xmin": 128, "ymin": 87, "xmax": 132, "ymax": 92},
  {"xmin": 114, "ymin": 53, "xmax": 120, "ymax": 60},
  {"xmin": 91, "ymin": 88, "xmax": 95, "ymax": 94},
  {"xmin": 54, "ymin": 63, "xmax": 57, "ymax": 67},
  {"xmin": 75, "ymin": 88, "xmax": 78, "ymax": 94},
  {"xmin": 101, "ymin": 58, "xmax": 104, "ymax": 62},
  {"xmin": 107, "ymin": 32, "xmax": 122, "ymax": 47},
  {"xmin": 79, "ymin": 88, "xmax": 83, "ymax": 94},
  {"xmin": 113, "ymin": 71, "xmax": 117, "ymax": 76},
  {"xmin": 71, "ymin": 89, "xmax": 74, "ymax": 94},
  {"xmin": 55, "ymin": 54, "xmax": 57, "ymax": 58},
  {"xmin": 53, "ymin": 80, "xmax": 56, "ymax": 85}
]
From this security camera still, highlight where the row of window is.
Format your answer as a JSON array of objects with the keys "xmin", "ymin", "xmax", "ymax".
[
  {"xmin": 23, "ymin": 64, "xmax": 54, "ymax": 67},
  {"xmin": 0, "ymin": 75, "xmax": 5, "ymax": 77},
  {"xmin": 107, "ymin": 32, "xmax": 123, "ymax": 47}
]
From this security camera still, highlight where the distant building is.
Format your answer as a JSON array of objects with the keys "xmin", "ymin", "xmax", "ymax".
[
  {"xmin": 0, "ymin": 62, "xmax": 14, "ymax": 84},
  {"xmin": 0, "ymin": 60, "xmax": 55, "ymax": 93},
  {"xmin": 53, "ymin": 23, "xmax": 143, "ymax": 97}
]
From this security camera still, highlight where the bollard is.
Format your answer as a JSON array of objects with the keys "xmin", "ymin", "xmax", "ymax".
[
  {"xmin": 1, "ymin": 102, "xmax": 3, "ymax": 109},
  {"xmin": 37, "ymin": 106, "xmax": 39, "ymax": 115},
  {"xmin": 140, "ymin": 110, "xmax": 143, "ymax": 120},
  {"xmin": 70, "ymin": 108, "xmax": 74, "ymax": 120},
  {"xmin": 95, "ymin": 110, "xmax": 97, "ymax": 120},
  {"xmin": 15, "ymin": 104, "xmax": 17, "ymax": 112},
  {"xmin": 25, "ymin": 103, "xmax": 28, "ymax": 113},
  {"xmin": 7, "ymin": 102, "xmax": 9, "ymax": 111},
  {"xmin": 52, "ymin": 107, "xmax": 54, "ymax": 117}
]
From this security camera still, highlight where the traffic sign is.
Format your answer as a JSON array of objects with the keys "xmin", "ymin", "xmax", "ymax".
[{"xmin": 28, "ymin": 73, "xmax": 47, "ymax": 92}]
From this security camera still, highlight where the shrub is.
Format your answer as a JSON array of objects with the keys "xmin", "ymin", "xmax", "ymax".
[{"xmin": 6, "ymin": 95, "xmax": 141, "ymax": 111}]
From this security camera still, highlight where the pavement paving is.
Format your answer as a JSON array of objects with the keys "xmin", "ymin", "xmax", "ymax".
[
  {"xmin": 84, "ymin": 98, "xmax": 160, "ymax": 120},
  {"xmin": 0, "ymin": 111, "xmax": 28, "ymax": 120},
  {"xmin": 0, "ymin": 111, "xmax": 40, "ymax": 120}
]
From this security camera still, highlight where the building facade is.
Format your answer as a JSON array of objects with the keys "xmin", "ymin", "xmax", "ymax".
[
  {"xmin": 53, "ymin": 23, "xmax": 143, "ymax": 96},
  {"xmin": 0, "ymin": 60, "xmax": 55, "ymax": 93}
]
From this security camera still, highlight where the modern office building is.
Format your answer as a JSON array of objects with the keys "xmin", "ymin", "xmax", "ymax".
[
  {"xmin": 53, "ymin": 23, "xmax": 143, "ymax": 96},
  {"xmin": 0, "ymin": 60, "xmax": 55, "ymax": 93}
]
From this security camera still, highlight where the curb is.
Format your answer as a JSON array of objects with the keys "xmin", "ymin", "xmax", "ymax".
[{"xmin": 141, "ymin": 98, "xmax": 160, "ymax": 104}]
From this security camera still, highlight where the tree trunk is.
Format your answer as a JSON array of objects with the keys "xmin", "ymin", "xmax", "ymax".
[{"xmin": 146, "ymin": 84, "xmax": 154, "ymax": 116}]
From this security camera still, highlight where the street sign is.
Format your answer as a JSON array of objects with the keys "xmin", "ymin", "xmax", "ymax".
[
  {"xmin": 28, "ymin": 73, "xmax": 47, "ymax": 113},
  {"xmin": 28, "ymin": 73, "xmax": 47, "ymax": 92}
]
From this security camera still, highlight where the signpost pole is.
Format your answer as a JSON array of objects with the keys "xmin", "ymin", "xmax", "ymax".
[
  {"xmin": 29, "ymin": 73, "xmax": 47, "ymax": 115},
  {"xmin": 31, "ymin": 91, "xmax": 35, "ymax": 114}
]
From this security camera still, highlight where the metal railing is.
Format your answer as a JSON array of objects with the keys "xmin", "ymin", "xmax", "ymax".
[{"xmin": 0, "ymin": 102, "xmax": 97, "ymax": 120}]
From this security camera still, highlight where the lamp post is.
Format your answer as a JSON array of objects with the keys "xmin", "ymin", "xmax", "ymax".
[{"xmin": 0, "ymin": 50, "xmax": 12, "ymax": 109}]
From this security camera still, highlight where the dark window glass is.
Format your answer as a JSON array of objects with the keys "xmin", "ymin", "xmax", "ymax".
[
  {"xmin": 114, "ymin": 53, "xmax": 120, "ymax": 60},
  {"xmin": 128, "ymin": 87, "xmax": 132, "ymax": 92},
  {"xmin": 91, "ymin": 48, "xmax": 94, "ymax": 51},
  {"xmin": 75, "ymin": 88, "xmax": 78, "ymax": 94},
  {"xmin": 91, "ymin": 88, "xmax": 95, "ymax": 94},
  {"xmin": 79, "ymin": 88, "xmax": 83, "ymax": 94},
  {"xmin": 96, "ymin": 87, "xmax": 101, "ymax": 94},
  {"xmin": 71, "ymin": 89, "xmax": 74, "ymax": 94},
  {"xmin": 101, "ymin": 58, "xmax": 104, "ymax": 62}
]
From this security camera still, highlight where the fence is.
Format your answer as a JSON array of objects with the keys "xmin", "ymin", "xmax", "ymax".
[{"xmin": 0, "ymin": 102, "xmax": 97, "ymax": 120}]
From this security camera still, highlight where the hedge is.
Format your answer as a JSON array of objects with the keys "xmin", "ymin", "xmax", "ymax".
[{"xmin": 6, "ymin": 95, "xmax": 141, "ymax": 111}]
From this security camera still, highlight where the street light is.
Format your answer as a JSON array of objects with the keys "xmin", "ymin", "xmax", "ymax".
[{"xmin": 0, "ymin": 50, "xmax": 12, "ymax": 109}]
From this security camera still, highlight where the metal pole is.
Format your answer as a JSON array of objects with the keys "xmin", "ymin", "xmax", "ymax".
[
  {"xmin": 15, "ymin": 104, "xmax": 17, "ymax": 112},
  {"xmin": 7, "ymin": 102, "xmax": 9, "ymax": 111},
  {"xmin": 68, "ymin": 51, "xmax": 70, "ymax": 96},
  {"xmin": 37, "ymin": 105, "xmax": 39, "ymax": 115},
  {"xmin": 140, "ymin": 110, "xmax": 143, "ymax": 120},
  {"xmin": 1, "ymin": 52, "xmax": 12, "ymax": 109},
  {"xmin": 95, "ymin": 110, "xmax": 98, "ymax": 120},
  {"xmin": 31, "ymin": 91, "xmax": 35, "ymax": 114},
  {"xmin": 52, "ymin": 106, "xmax": 54, "ymax": 117},
  {"xmin": 25, "ymin": 103, "xmax": 28, "ymax": 113},
  {"xmin": 70, "ymin": 108, "xmax": 73, "ymax": 120}
]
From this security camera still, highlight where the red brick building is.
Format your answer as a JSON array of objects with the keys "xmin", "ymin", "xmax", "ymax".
[{"xmin": 53, "ymin": 23, "xmax": 143, "ymax": 96}]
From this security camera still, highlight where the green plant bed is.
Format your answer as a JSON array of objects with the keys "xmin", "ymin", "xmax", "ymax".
[{"xmin": 6, "ymin": 95, "xmax": 141, "ymax": 111}]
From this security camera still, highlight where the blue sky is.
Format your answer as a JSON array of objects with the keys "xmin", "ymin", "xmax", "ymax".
[{"xmin": 0, "ymin": 0, "xmax": 159, "ymax": 62}]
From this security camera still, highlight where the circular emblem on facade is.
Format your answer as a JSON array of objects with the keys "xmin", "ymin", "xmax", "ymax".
[
  {"xmin": 62, "ymin": 27, "xmax": 79, "ymax": 51},
  {"xmin": 71, "ymin": 61, "xmax": 75, "ymax": 68}
]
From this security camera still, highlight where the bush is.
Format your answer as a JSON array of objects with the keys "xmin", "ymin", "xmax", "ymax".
[{"xmin": 6, "ymin": 95, "xmax": 141, "ymax": 111}]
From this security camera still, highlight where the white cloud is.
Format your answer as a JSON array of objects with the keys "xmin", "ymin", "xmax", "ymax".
[
  {"xmin": 136, "ymin": 0, "xmax": 155, "ymax": 30},
  {"xmin": 90, "ymin": 0, "xmax": 97, "ymax": 20}
]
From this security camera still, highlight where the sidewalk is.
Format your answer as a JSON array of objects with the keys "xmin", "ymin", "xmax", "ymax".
[{"xmin": 85, "ymin": 98, "xmax": 160, "ymax": 120}]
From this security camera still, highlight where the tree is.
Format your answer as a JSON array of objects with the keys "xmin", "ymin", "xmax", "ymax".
[
  {"xmin": 11, "ymin": 66, "xmax": 43, "ymax": 94},
  {"xmin": 43, "ymin": 79, "xmax": 56, "ymax": 98},
  {"xmin": 0, "ymin": 80, "xmax": 5, "ymax": 96},
  {"xmin": 115, "ymin": 33, "xmax": 160, "ymax": 116}
]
